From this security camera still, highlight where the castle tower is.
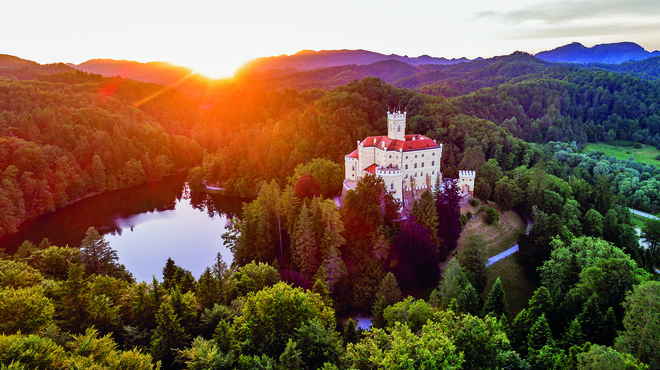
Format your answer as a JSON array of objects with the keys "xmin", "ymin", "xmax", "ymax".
[{"xmin": 387, "ymin": 110, "xmax": 406, "ymax": 141}]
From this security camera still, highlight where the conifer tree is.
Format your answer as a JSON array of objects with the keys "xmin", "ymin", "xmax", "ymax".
[
  {"xmin": 457, "ymin": 235, "xmax": 487, "ymax": 294},
  {"xmin": 410, "ymin": 190, "xmax": 439, "ymax": 245},
  {"xmin": 371, "ymin": 272, "xmax": 402, "ymax": 329},
  {"xmin": 292, "ymin": 204, "xmax": 319, "ymax": 279},
  {"xmin": 482, "ymin": 277, "xmax": 509, "ymax": 319},
  {"xmin": 561, "ymin": 318, "xmax": 585, "ymax": 350},
  {"xmin": 437, "ymin": 258, "xmax": 469, "ymax": 309},
  {"xmin": 150, "ymin": 298, "xmax": 189, "ymax": 368},
  {"xmin": 457, "ymin": 282, "xmax": 482, "ymax": 316},
  {"xmin": 319, "ymin": 246, "xmax": 347, "ymax": 292},
  {"xmin": 527, "ymin": 314, "xmax": 554, "ymax": 351},
  {"xmin": 79, "ymin": 226, "xmax": 120, "ymax": 277},
  {"xmin": 577, "ymin": 294, "xmax": 603, "ymax": 345}
]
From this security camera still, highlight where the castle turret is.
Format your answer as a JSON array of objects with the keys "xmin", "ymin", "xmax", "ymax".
[{"xmin": 387, "ymin": 110, "xmax": 406, "ymax": 141}]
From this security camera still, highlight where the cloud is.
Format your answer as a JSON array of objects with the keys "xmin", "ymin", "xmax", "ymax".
[{"xmin": 475, "ymin": 0, "xmax": 660, "ymax": 25}]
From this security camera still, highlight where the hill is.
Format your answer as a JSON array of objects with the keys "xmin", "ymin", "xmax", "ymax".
[
  {"xmin": 535, "ymin": 41, "xmax": 660, "ymax": 64},
  {"xmin": 236, "ymin": 49, "xmax": 475, "ymax": 77}
]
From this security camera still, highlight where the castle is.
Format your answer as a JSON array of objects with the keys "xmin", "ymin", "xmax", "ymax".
[{"xmin": 344, "ymin": 110, "xmax": 475, "ymax": 205}]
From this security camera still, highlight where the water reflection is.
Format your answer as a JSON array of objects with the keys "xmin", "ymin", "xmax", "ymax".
[{"xmin": 0, "ymin": 174, "xmax": 248, "ymax": 282}]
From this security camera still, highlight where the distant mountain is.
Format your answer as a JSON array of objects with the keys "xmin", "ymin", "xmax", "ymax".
[
  {"xmin": 535, "ymin": 42, "xmax": 660, "ymax": 64},
  {"xmin": 237, "ymin": 49, "xmax": 475, "ymax": 77},
  {"xmin": 71, "ymin": 59, "xmax": 209, "ymax": 86},
  {"xmin": 0, "ymin": 54, "xmax": 74, "ymax": 79}
]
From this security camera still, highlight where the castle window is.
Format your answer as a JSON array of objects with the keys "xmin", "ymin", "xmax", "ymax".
[
  {"xmin": 432, "ymin": 152, "xmax": 435, "ymax": 156},
  {"xmin": 352, "ymin": 165, "xmax": 355, "ymax": 171},
  {"xmin": 390, "ymin": 182, "xmax": 394, "ymax": 190},
  {"xmin": 397, "ymin": 125, "xmax": 401, "ymax": 132},
  {"xmin": 432, "ymin": 161, "xmax": 435, "ymax": 166},
  {"xmin": 405, "ymin": 164, "xmax": 408, "ymax": 170},
  {"xmin": 414, "ymin": 163, "xmax": 417, "ymax": 168},
  {"xmin": 389, "ymin": 155, "xmax": 392, "ymax": 158},
  {"xmin": 415, "ymin": 155, "xmax": 418, "ymax": 158},
  {"xmin": 432, "ymin": 170, "xmax": 435, "ymax": 175},
  {"xmin": 422, "ymin": 154, "xmax": 424, "ymax": 157},
  {"xmin": 406, "ymin": 156, "xmax": 408, "ymax": 159},
  {"xmin": 421, "ymin": 162, "xmax": 424, "ymax": 168}
]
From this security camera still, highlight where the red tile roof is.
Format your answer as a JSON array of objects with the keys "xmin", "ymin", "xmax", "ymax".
[
  {"xmin": 364, "ymin": 164, "xmax": 377, "ymax": 174},
  {"xmin": 346, "ymin": 149, "xmax": 359, "ymax": 159},
  {"xmin": 360, "ymin": 135, "xmax": 440, "ymax": 152}
]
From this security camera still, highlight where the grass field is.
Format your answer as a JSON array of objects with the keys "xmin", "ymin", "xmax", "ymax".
[
  {"xmin": 480, "ymin": 254, "xmax": 538, "ymax": 319},
  {"xmin": 457, "ymin": 202, "xmax": 528, "ymax": 258},
  {"xmin": 584, "ymin": 142, "xmax": 660, "ymax": 167},
  {"xmin": 440, "ymin": 201, "xmax": 534, "ymax": 318}
]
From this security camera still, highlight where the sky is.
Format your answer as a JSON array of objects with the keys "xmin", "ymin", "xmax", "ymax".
[{"xmin": 3, "ymin": 0, "xmax": 660, "ymax": 78}]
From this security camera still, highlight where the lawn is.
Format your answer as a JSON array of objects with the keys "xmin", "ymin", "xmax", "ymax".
[
  {"xmin": 481, "ymin": 253, "xmax": 538, "ymax": 319},
  {"xmin": 584, "ymin": 142, "xmax": 660, "ymax": 167},
  {"xmin": 440, "ymin": 200, "xmax": 534, "ymax": 319},
  {"xmin": 457, "ymin": 201, "xmax": 528, "ymax": 258}
]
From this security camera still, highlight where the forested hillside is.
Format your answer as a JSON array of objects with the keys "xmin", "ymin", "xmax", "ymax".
[
  {"xmin": 0, "ymin": 59, "xmax": 203, "ymax": 238},
  {"xmin": 2, "ymin": 50, "xmax": 660, "ymax": 369}
]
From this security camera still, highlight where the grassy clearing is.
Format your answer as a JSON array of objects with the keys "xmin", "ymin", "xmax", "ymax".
[
  {"xmin": 458, "ymin": 202, "xmax": 527, "ymax": 258},
  {"xmin": 632, "ymin": 214, "xmax": 647, "ymax": 229},
  {"xmin": 584, "ymin": 142, "xmax": 660, "ymax": 167},
  {"xmin": 480, "ymin": 253, "xmax": 538, "ymax": 319}
]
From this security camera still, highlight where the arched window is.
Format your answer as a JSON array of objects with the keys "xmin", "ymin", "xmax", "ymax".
[
  {"xmin": 390, "ymin": 182, "xmax": 394, "ymax": 190},
  {"xmin": 352, "ymin": 165, "xmax": 355, "ymax": 171},
  {"xmin": 397, "ymin": 125, "xmax": 401, "ymax": 132},
  {"xmin": 414, "ymin": 163, "xmax": 417, "ymax": 168},
  {"xmin": 421, "ymin": 162, "xmax": 424, "ymax": 168},
  {"xmin": 432, "ymin": 161, "xmax": 435, "ymax": 166},
  {"xmin": 405, "ymin": 164, "xmax": 408, "ymax": 170}
]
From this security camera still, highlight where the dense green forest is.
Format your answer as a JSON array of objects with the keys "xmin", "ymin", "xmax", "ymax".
[{"xmin": 1, "ymin": 52, "xmax": 660, "ymax": 369}]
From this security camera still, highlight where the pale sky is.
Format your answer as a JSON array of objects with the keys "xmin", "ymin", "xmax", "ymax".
[{"xmin": 3, "ymin": 0, "xmax": 660, "ymax": 78}]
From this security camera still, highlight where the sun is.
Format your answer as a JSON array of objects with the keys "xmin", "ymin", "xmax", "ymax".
[{"xmin": 186, "ymin": 58, "xmax": 249, "ymax": 80}]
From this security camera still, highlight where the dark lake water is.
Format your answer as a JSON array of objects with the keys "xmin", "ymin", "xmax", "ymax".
[{"xmin": 0, "ymin": 175, "xmax": 247, "ymax": 282}]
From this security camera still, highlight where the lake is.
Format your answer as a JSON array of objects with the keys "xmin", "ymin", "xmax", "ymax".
[{"xmin": 0, "ymin": 175, "xmax": 247, "ymax": 282}]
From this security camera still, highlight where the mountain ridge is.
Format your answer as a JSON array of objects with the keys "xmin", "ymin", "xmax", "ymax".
[{"xmin": 535, "ymin": 41, "xmax": 660, "ymax": 64}]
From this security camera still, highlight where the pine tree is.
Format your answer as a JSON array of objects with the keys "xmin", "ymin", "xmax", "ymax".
[
  {"xmin": 79, "ymin": 226, "xmax": 119, "ymax": 277},
  {"xmin": 410, "ymin": 190, "xmax": 439, "ymax": 246},
  {"xmin": 457, "ymin": 235, "xmax": 487, "ymax": 294},
  {"xmin": 577, "ymin": 294, "xmax": 603, "ymax": 345},
  {"xmin": 527, "ymin": 314, "xmax": 554, "ymax": 351},
  {"xmin": 561, "ymin": 318, "xmax": 585, "ymax": 350},
  {"xmin": 457, "ymin": 282, "xmax": 482, "ymax": 316},
  {"xmin": 371, "ymin": 272, "xmax": 402, "ymax": 329},
  {"xmin": 292, "ymin": 204, "xmax": 319, "ymax": 279},
  {"xmin": 151, "ymin": 298, "xmax": 189, "ymax": 368},
  {"xmin": 601, "ymin": 307, "xmax": 617, "ymax": 347},
  {"xmin": 196, "ymin": 267, "xmax": 220, "ymax": 310},
  {"xmin": 437, "ymin": 258, "xmax": 469, "ymax": 309},
  {"xmin": 319, "ymin": 246, "xmax": 347, "ymax": 292},
  {"xmin": 482, "ymin": 277, "xmax": 509, "ymax": 319},
  {"xmin": 528, "ymin": 286, "xmax": 554, "ymax": 324}
]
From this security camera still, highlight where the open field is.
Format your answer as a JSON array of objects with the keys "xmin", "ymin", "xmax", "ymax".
[
  {"xmin": 481, "ymin": 254, "xmax": 538, "ymax": 319},
  {"xmin": 584, "ymin": 142, "xmax": 660, "ymax": 167},
  {"xmin": 458, "ymin": 202, "xmax": 527, "ymax": 258},
  {"xmin": 440, "ymin": 200, "xmax": 533, "ymax": 318}
]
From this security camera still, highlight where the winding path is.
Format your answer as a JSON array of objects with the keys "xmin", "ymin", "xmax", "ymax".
[
  {"xmin": 630, "ymin": 208, "xmax": 659, "ymax": 220},
  {"xmin": 485, "ymin": 215, "xmax": 531, "ymax": 267},
  {"xmin": 486, "ymin": 244, "xmax": 519, "ymax": 267}
]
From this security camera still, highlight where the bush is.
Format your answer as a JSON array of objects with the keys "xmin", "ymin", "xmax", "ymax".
[
  {"xmin": 460, "ymin": 214, "xmax": 469, "ymax": 229},
  {"xmin": 470, "ymin": 198, "xmax": 480, "ymax": 207},
  {"xmin": 485, "ymin": 207, "xmax": 499, "ymax": 225}
]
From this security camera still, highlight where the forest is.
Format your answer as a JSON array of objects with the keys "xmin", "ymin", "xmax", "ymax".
[{"xmin": 1, "ymin": 53, "xmax": 660, "ymax": 369}]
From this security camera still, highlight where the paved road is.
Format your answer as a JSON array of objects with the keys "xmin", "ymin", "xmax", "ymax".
[
  {"xmin": 486, "ymin": 245, "xmax": 519, "ymax": 267},
  {"xmin": 631, "ymin": 209, "xmax": 659, "ymax": 220}
]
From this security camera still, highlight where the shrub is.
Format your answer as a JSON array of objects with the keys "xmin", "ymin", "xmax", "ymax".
[
  {"xmin": 470, "ymin": 198, "xmax": 480, "ymax": 207},
  {"xmin": 485, "ymin": 207, "xmax": 499, "ymax": 225}
]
